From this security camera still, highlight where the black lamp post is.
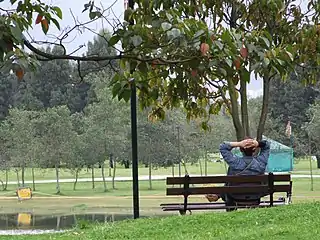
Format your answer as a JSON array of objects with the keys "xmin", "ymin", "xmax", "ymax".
[{"xmin": 128, "ymin": 0, "xmax": 139, "ymax": 219}]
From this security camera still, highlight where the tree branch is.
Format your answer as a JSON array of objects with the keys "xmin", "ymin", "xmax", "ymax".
[{"xmin": 24, "ymin": 38, "xmax": 196, "ymax": 64}]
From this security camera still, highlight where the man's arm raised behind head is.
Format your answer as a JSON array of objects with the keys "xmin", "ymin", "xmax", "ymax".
[
  {"xmin": 256, "ymin": 140, "xmax": 271, "ymax": 170},
  {"xmin": 219, "ymin": 141, "xmax": 243, "ymax": 170}
]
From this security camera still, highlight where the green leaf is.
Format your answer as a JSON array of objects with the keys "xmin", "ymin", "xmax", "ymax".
[
  {"xmin": 263, "ymin": 58, "xmax": 270, "ymax": 66},
  {"xmin": 166, "ymin": 12, "xmax": 173, "ymax": 22},
  {"xmin": 131, "ymin": 35, "xmax": 143, "ymax": 47},
  {"xmin": 124, "ymin": 8, "xmax": 133, "ymax": 22},
  {"xmin": 130, "ymin": 60, "xmax": 138, "ymax": 72},
  {"xmin": 225, "ymin": 59, "xmax": 232, "ymax": 67},
  {"xmin": 112, "ymin": 82, "xmax": 122, "ymax": 98},
  {"xmin": 89, "ymin": 12, "xmax": 97, "ymax": 20},
  {"xmin": 120, "ymin": 59, "xmax": 127, "ymax": 70},
  {"xmin": 220, "ymin": 68, "xmax": 227, "ymax": 76},
  {"xmin": 161, "ymin": 22, "xmax": 172, "ymax": 31},
  {"xmin": 109, "ymin": 74, "xmax": 120, "ymax": 87},
  {"xmin": 52, "ymin": 6, "xmax": 62, "ymax": 19},
  {"xmin": 276, "ymin": 59, "xmax": 285, "ymax": 66},
  {"xmin": 286, "ymin": 51, "xmax": 294, "ymax": 61},
  {"xmin": 209, "ymin": 102, "xmax": 221, "ymax": 114},
  {"xmin": 109, "ymin": 35, "xmax": 121, "ymax": 46},
  {"xmin": 138, "ymin": 62, "xmax": 148, "ymax": 73},
  {"xmin": 167, "ymin": 28, "xmax": 181, "ymax": 39},
  {"xmin": 221, "ymin": 30, "xmax": 232, "ymax": 44},
  {"xmin": 121, "ymin": 88, "xmax": 131, "ymax": 102},
  {"xmin": 10, "ymin": 25, "xmax": 22, "ymax": 42},
  {"xmin": 261, "ymin": 37, "xmax": 270, "ymax": 48},
  {"xmin": 250, "ymin": 63, "xmax": 260, "ymax": 71},
  {"xmin": 208, "ymin": 59, "xmax": 218, "ymax": 68},
  {"xmin": 189, "ymin": 59, "xmax": 201, "ymax": 69},
  {"xmin": 51, "ymin": 18, "xmax": 60, "ymax": 30},
  {"xmin": 215, "ymin": 41, "xmax": 223, "ymax": 50},
  {"xmin": 194, "ymin": 30, "xmax": 205, "ymax": 39},
  {"xmin": 240, "ymin": 68, "xmax": 250, "ymax": 83}
]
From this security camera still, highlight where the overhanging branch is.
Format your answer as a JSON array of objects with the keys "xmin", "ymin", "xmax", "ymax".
[{"xmin": 24, "ymin": 39, "xmax": 196, "ymax": 64}]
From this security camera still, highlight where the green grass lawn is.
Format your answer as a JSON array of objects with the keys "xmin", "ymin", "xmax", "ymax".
[
  {"xmin": 0, "ymin": 177, "xmax": 318, "ymax": 215},
  {"xmin": 0, "ymin": 161, "xmax": 228, "ymax": 182},
  {"xmin": 2, "ymin": 202, "xmax": 320, "ymax": 240},
  {"xmin": 2, "ymin": 158, "xmax": 319, "ymax": 184},
  {"xmin": 0, "ymin": 159, "xmax": 317, "ymax": 215}
]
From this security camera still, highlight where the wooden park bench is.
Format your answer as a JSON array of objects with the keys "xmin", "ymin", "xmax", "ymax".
[{"xmin": 160, "ymin": 173, "xmax": 292, "ymax": 215}]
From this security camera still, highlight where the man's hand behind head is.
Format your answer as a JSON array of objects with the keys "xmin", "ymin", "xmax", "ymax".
[{"xmin": 240, "ymin": 139, "xmax": 259, "ymax": 151}]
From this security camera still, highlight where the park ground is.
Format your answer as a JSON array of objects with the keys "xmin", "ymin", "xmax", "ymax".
[
  {"xmin": 1, "ymin": 202, "xmax": 320, "ymax": 240},
  {"xmin": 0, "ymin": 159, "xmax": 317, "ymax": 215},
  {"xmin": 0, "ymin": 159, "xmax": 317, "ymax": 239}
]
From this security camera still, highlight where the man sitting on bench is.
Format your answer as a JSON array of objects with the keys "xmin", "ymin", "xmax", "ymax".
[{"xmin": 206, "ymin": 137, "xmax": 271, "ymax": 208}]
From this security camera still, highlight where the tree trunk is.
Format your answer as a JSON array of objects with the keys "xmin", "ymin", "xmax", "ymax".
[
  {"xmin": 16, "ymin": 170, "xmax": 20, "ymax": 187},
  {"xmin": 21, "ymin": 165, "xmax": 25, "ymax": 187},
  {"xmin": 316, "ymin": 155, "xmax": 320, "ymax": 169},
  {"xmin": 55, "ymin": 165, "xmax": 60, "ymax": 194},
  {"xmin": 227, "ymin": 4, "xmax": 245, "ymax": 141},
  {"xmin": 73, "ymin": 170, "xmax": 79, "ymax": 191},
  {"xmin": 32, "ymin": 167, "xmax": 36, "ymax": 191},
  {"xmin": 199, "ymin": 158, "xmax": 203, "ymax": 176},
  {"xmin": 112, "ymin": 160, "xmax": 116, "ymax": 189},
  {"xmin": 240, "ymin": 78, "xmax": 250, "ymax": 137},
  {"xmin": 204, "ymin": 149, "xmax": 208, "ymax": 176},
  {"xmin": 227, "ymin": 78, "xmax": 244, "ymax": 141},
  {"xmin": 109, "ymin": 154, "xmax": 113, "ymax": 177},
  {"xmin": 4, "ymin": 170, "xmax": 8, "ymax": 190},
  {"xmin": 0, "ymin": 180, "xmax": 4, "ymax": 191},
  {"xmin": 109, "ymin": 166, "xmax": 112, "ymax": 177},
  {"xmin": 101, "ymin": 162, "xmax": 107, "ymax": 192},
  {"xmin": 171, "ymin": 163, "xmax": 174, "ymax": 177},
  {"xmin": 91, "ymin": 165, "xmax": 95, "ymax": 189},
  {"xmin": 256, "ymin": 75, "xmax": 271, "ymax": 141},
  {"xmin": 148, "ymin": 159, "xmax": 152, "ymax": 190}
]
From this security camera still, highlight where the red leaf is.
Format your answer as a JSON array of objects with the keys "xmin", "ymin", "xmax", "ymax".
[
  {"xmin": 151, "ymin": 60, "xmax": 159, "ymax": 69},
  {"xmin": 240, "ymin": 46, "xmax": 248, "ymax": 59},
  {"xmin": 191, "ymin": 69, "xmax": 198, "ymax": 77},
  {"xmin": 200, "ymin": 43, "xmax": 210, "ymax": 56},
  {"xmin": 35, "ymin": 14, "xmax": 43, "ymax": 24},
  {"xmin": 15, "ymin": 68, "xmax": 24, "ymax": 80},
  {"xmin": 41, "ymin": 19, "xmax": 49, "ymax": 33},
  {"xmin": 234, "ymin": 58, "xmax": 241, "ymax": 70}
]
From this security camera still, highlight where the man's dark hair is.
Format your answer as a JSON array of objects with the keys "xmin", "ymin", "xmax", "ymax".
[{"xmin": 240, "ymin": 136, "xmax": 255, "ymax": 156}]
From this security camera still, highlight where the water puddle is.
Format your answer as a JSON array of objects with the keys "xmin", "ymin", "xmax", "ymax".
[{"xmin": 0, "ymin": 213, "xmax": 136, "ymax": 235}]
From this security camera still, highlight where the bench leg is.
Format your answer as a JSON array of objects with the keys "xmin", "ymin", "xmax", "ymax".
[
  {"xmin": 179, "ymin": 210, "xmax": 192, "ymax": 215},
  {"xmin": 225, "ymin": 197, "xmax": 237, "ymax": 212},
  {"xmin": 179, "ymin": 210, "xmax": 186, "ymax": 215},
  {"xmin": 226, "ymin": 207, "xmax": 237, "ymax": 212}
]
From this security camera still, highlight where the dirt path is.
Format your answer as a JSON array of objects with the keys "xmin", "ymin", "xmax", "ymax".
[{"xmin": 0, "ymin": 195, "xmax": 317, "ymax": 200}]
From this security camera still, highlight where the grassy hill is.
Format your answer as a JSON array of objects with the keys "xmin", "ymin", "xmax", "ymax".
[{"xmin": 3, "ymin": 202, "xmax": 320, "ymax": 240}]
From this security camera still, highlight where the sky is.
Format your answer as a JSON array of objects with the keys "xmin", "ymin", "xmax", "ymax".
[{"xmin": 2, "ymin": 0, "xmax": 309, "ymax": 98}]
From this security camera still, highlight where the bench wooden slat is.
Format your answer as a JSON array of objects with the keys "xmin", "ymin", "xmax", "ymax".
[
  {"xmin": 166, "ymin": 174, "xmax": 291, "ymax": 185},
  {"xmin": 161, "ymin": 201, "xmax": 286, "ymax": 211},
  {"xmin": 167, "ymin": 184, "xmax": 291, "ymax": 195},
  {"xmin": 160, "ymin": 200, "xmax": 285, "ymax": 207}
]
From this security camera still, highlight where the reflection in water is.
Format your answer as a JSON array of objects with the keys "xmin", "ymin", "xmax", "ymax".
[{"xmin": 0, "ymin": 213, "xmax": 135, "ymax": 231}]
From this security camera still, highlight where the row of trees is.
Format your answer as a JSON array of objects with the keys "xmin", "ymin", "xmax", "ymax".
[
  {"xmin": 0, "ymin": 31, "xmax": 236, "ymax": 192},
  {"xmin": 0, "ymin": 84, "xmax": 235, "ymax": 193}
]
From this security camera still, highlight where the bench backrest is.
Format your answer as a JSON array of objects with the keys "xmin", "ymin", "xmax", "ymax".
[{"xmin": 166, "ymin": 173, "xmax": 292, "ymax": 196}]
